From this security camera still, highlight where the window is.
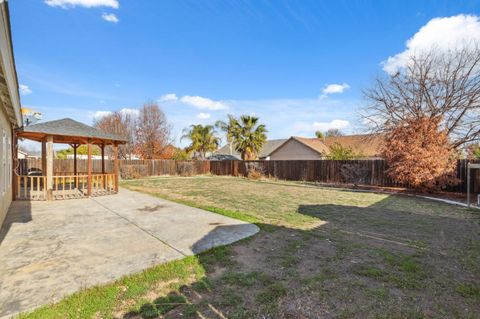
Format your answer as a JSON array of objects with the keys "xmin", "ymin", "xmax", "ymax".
[
  {"xmin": 7, "ymin": 133, "xmax": 11, "ymax": 190},
  {"xmin": 2, "ymin": 129, "xmax": 5, "ymax": 195}
]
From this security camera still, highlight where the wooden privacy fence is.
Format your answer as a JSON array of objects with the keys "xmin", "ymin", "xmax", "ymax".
[
  {"xmin": 17, "ymin": 158, "xmax": 480, "ymax": 193},
  {"xmin": 17, "ymin": 158, "xmax": 114, "ymax": 175}
]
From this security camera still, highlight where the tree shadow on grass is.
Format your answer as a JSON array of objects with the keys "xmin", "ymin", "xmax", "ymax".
[{"xmin": 122, "ymin": 195, "xmax": 480, "ymax": 319}]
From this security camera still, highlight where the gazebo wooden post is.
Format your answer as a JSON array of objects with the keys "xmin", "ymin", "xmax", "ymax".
[
  {"xmin": 69, "ymin": 143, "xmax": 79, "ymax": 189},
  {"xmin": 114, "ymin": 143, "xmax": 119, "ymax": 192},
  {"xmin": 87, "ymin": 141, "xmax": 92, "ymax": 196},
  {"xmin": 46, "ymin": 135, "xmax": 54, "ymax": 200},
  {"xmin": 101, "ymin": 144, "xmax": 105, "ymax": 191},
  {"xmin": 41, "ymin": 138, "xmax": 46, "ymax": 175},
  {"xmin": 73, "ymin": 144, "xmax": 78, "ymax": 176},
  {"xmin": 101, "ymin": 144, "xmax": 105, "ymax": 174}
]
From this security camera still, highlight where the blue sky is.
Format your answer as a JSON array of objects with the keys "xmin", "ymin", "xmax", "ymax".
[{"xmin": 10, "ymin": 0, "xmax": 480, "ymax": 148}]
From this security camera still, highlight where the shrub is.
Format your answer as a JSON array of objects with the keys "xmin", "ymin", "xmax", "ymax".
[
  {"xmin": 120, "ymin": 165, "xmax": 147, "ymax": 179},
  {"xmin": 383, "ymin": 116, "xmax": 459, "ymax": 191},
  {"xmin": 247, "ymin": 168, "xmax": 266, "ymax": 180},
  {"xmin": 175, "ymin": 161, "xmax": 195, "ymax": 177},
  {"xmin": 327, "ymin": 142, "xmax": 359, "ymax": 160}
]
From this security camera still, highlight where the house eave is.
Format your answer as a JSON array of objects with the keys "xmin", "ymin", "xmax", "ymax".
[{"xmin": 0, "ymin": 1, "xmax": 22, "ymax": 128}]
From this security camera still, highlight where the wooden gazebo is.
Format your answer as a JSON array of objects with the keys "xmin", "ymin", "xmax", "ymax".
[{"xmin": 14, "ymin": 118, "xmax": 126, "ymax": 200}]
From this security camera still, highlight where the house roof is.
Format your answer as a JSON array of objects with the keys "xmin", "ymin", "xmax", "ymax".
[
  {"xmin": 17, "ymin": 118, "xmax": 127, "ymax": 145},
  {"xmin": 0, "ymin": 2, "xmax": 22, "ymax": 127},
  {"xmin": 291, "ymin": 137, "xmax": 330, "ymax": 154},
  {"xmin": 214, "ymin": 134, "xmax": 384, "ymax": 159},
  {"xmin": 214, "ymin": 139, "xmax": 288, "ymax": 159},
  {"xmin": 322, "ymin": 134, "xmax": 384, "ymax": 157},
  {"xmin": 266, "ymin": 134, "xmax": 384, "ymax": 158}
]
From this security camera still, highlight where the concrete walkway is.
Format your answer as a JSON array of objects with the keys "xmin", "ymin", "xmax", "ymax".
[{"xmin": 0, "ymin": 188, "xmax": 259, "ymax": 318}]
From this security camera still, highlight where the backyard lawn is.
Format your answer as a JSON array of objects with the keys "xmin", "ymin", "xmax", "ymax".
[{"xmin": 24, "ymin": 176, "xmax": 479, "ymax": 318}]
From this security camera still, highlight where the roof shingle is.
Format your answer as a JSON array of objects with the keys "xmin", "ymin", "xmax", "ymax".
[{"xmin": 18, "ymin": 118, "xmax": 126, "ymax": 143}]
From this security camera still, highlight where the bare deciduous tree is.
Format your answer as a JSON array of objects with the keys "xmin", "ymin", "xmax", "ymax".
[
  {"xmin": 324, "ymin": 128, "xmax": 343, "ymax": 137},
  {"xmin": 94, "ymin": 111, "xmax": 136, "ymax": 159},
  {"xmin": 136, "ymin": 102, "xmax": 171, "ymax": 159},
  {"xmin": 363, "ymin": 45, "xmax": 480, "ymax": 148}
]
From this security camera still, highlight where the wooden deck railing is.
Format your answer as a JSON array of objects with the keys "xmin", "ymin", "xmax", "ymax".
[
  {"xmin": 16, "ymin": 175, "xmax": 47, "ymax": 200},
  {"xmin": 16, "ymin": 173, "xmax": 116, "ymax": 200}
]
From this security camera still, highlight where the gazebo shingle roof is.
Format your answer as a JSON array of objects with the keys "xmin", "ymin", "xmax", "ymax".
[{"xmin": 17, "ymin": 118, "xmax": 126, "ymax": 144}]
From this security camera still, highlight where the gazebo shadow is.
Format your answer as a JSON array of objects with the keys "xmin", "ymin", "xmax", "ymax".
[{"xmin": 0, "ymin": 200, "xmax": 32, "ymax": 245}]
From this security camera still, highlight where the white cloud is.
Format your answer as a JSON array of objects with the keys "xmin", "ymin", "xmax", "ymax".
[
  {"xmin": 294, "ymin": 119, "xmax": 350, "ymax": 133},
  {"xmin": 119, "ymin": 108, "xmax": 139, "ymax": 116},
  {"xmin": 45, "ymin": 0, "xmax": 119, "ymax": 9},
  {"xmin": 197, "ymin": 113, "xmax": 211, "ymax": 119},
  {"xmin": 91, "ymin": 108, "xmax": 139, "ymax": 120},
  {"xmin": 322, "ymin": 83, "xmax": 350, "ymax": 95},
  {"xmin": 313, "ymin": 119, "xmax": 350, "ymax": 131},
  {"xmin": 159, "ymin": 93, "xmax": 178, "ymax": 103},
  {"xmin": 19, "ymin": 84, "xmax": 32, "ymax": 96},
  {"xmin": 180, "ymin": 95, "xmax": 228, "ymax": 110},
  {"xmin": 92, "ymin": 110, "xmax": 112, "ymax": 119},
  {"xmin": 101, "ymin": 13, "xmax": 119, "ymax": 23},
  {"xmin": 159, "ymin": 92, "xmax": 228, "ymax": 110},
  {"xmin": 383, "ymin": 14, "xmax": 480, "ymax": 74}
]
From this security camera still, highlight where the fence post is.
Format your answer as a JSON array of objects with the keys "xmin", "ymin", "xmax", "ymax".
[{"xmin": 467, "ymin": 162, "xmax": 471, "ymax": 207}]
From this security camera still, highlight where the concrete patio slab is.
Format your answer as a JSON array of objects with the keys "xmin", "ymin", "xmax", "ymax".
[{"xmin": 0, "ymin": 188, "xmax": 259, "ymax": 318}]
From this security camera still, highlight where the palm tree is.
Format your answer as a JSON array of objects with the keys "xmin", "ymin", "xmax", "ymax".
[
  {"xmin": 181, "ymin": 124, "xmax": 220, "ymax": 159},
  {"xmin": 215, "ymin": 114, "xmax": 239, "ymax": 156},
  {"xmin": 232, "ymin": 115, "xmax": 267, "ymax": 160}
]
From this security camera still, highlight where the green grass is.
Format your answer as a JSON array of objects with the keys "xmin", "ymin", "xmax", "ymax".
[
  {"xmin": 19, "ymin": 244, "xmax": 233, "ymax": 319},
  {"xmin": 456, "ymin": 283, "xmax": 480, "ymax": 299},
  {"xmin": 301, "ymin": 269, "xmax": 337, "ymax": 289},
  {"xmin": 255, "ymin": 282, "xmax": 288, "ymax": 304},
  {"xmin": 19, "ymin": 255, "xmax": 202, "ymax": 319},
  {"xmin": 354, "ymin": 265, "xmax": 388, "ymax": 279},
  {"xmin": 133, "ymin": 292, "xmax": 190, "ymax": 318},
  {"xmin": 222, "ymin": 271, "xmax": 272, "ymax": 287},
  {"xmin": 353, "ymin": 250, "xmax": 426, "ymax": 289},
  {"xmin": 364, "ymin": 287, "xmax": 388, "ymax": 300}
]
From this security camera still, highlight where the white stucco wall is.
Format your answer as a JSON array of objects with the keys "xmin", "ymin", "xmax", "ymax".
[
  {"xmin": 269, "ymin": 139, "xmax": 323, "ymax": 160},
  {"xmin": 0, "ymin": 106, "xmax": 12, "ymax": 227}
]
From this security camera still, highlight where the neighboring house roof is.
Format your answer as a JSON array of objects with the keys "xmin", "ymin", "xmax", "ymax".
[
  {"xmin": 209, "ymin": 154, "xmax": 239, "ymax": 161},
  {"xmin": 214, "ymin": 134, "xmax": 384, "ymax": 160},
  {"xmin": 0, "ymin": 1, "xmax": 22, "ymax": 127},
  {"xmin": 214, "ymin": 139, "xmax": 288, "ymax": 159},
  {"xmin": 322, "ymin": 134, "xmax": 384, "ymax": 157},
  {"xmin": 17, "ymin": 118, "xmax": 127, "ymax": 144},
  {"xmin": 259, "ymin": 134, "xmax": 384, "ymax": 159},
  {"xmin": 27, "ymin": 151, "xmax": 42, "ymax": 158},
  {"xmin": 290, "ymin": 137, "xmax": 331, "ymax": 154}
]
